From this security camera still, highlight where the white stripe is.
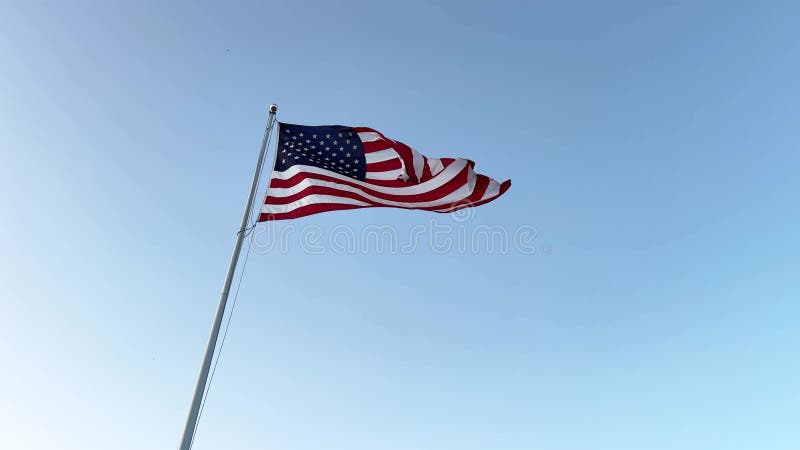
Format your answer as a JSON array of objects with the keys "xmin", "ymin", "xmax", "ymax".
[
  {"xmin": 412, "ymin": 147, "xmax": 424, "ymax": 180},
  {"xmin": 262, "ymin": 195, "xmax": 369, "ymax": 214},
  {"xmin": 364, "ymin": 149, "xmax": 396, "ymax": 163},
  {"xmin": 481, "ymin": 179, "xmax": 500, "ymax": 200},
  {"xmin": 430, "ymin": 178, "xmax": 503, "ymax": 212},
  {"xmin": 365, "ymin": 170, "xmax": 403, "ymax": 181},
  {"xmin": 427, "ymin": 158, "xmax": 444, "ymax": 176},
  {"xmin": 268, "ymin": 161, "xmax": 468, "ymax": 196},
  {"xmin": 264, "ymin": 172, "xmax": 476, "ymax": 212},
  {"xmin": 357, "ymin": 131, "xmax": 382, "ymax": 143}
]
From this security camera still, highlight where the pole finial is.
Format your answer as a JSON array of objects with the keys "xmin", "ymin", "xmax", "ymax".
[{"xmin": 269, "ymin": 104, "xmax": 278, "ymax": 113}]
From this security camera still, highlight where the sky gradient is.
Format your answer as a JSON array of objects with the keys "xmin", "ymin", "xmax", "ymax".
[{"xmin": 1, "ymin": 1, "xmax": 799, "ymax": 449}]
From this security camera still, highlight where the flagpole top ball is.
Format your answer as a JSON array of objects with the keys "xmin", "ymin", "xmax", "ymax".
[{"xmin": 269, "ymin": 104, "xmax": 278, "ymax": 113}]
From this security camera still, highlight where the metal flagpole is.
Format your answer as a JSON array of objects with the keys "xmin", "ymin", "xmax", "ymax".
[{"xmin": 178, "ymin": 104, "xmax": 278, "ymax": 450}]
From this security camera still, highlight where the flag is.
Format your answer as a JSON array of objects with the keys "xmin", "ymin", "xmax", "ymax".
[{"xmin": 259, "ymin": 122, "xmax": 511, "ymax": 221}]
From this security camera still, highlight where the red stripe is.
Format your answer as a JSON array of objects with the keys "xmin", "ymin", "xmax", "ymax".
[
  {"xmin": 466, "ymin": 175, "xmax": 491, "ymax": 203},
  {"xmin": 435, "ymin": 179, "xmax": 512, "ymax": 212},
  {"xmin": 260, "ymin": 203, "xmax": 367, "ymax": 221},
  {"xmin": 407, "ymin": 175, "xmax": 488, "ymax": 213},
  {"xmin": 358, "ymin": 178, "xmax": 412, "ymax": 188},
  {"xmin": 267, "ymin": 185, "xmax": 382, "ymax": 206},
  {"xmin": 362, "ymin": 141, "xmax": 394, "ymax": 153},
  {"xmin": 352, "ymin": 126, "xmax": 377, "ymax": 133},
  {"xmin": 468, "ymin": 179, "xmax": 511, "ymax": 208},
  {"xmin": 421, "ymin": 156, "xmax": 432, "ymax": 181},
  {"xmin": 384, "ymin": 139, "xmax": 417, "ymax": 183},
  {"xmin": 366, "ymin": 158, "xmax": 402, "ymax": 172}
]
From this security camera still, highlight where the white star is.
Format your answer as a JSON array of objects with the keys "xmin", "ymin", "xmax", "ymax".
[
  {"xmin": 339, "ymin": 159, "xmax": 344, "ymax": 163},
  {"xmin": 353, "ymin": 145, "xmax": 357, "ymax": 149},
  {"xmin": 339, "ymin": 147, "xmax": 344, "ymax": 151},
  {"xmin": 284, "ymin": 129, "xmax": 290, "ymax": 133},
  {"xmin": 346, "ymin": 153, "xmax": 351, "ymax": 157},
  {"xmin": 332, "ymin": 153, "xmax": 337, "ymax": 157},
  {"xmin": 292, "ymin": 136, "xmax": 296, "ymax": 140},
  {"xmin": 294, "ymin": 156, "xmax": 299, "ymax": 159},
  {"xmin": 346, "ymin": 139, "xmax": 350, "ymax": 144},
  {"xmin": 325, "ymin": 147, "xmax": 330, "ymax": 151},
  {"xmin": 345, "ymin": 164, "xmax": 350, "ymax": 168},
  {"xmin": 306, "ymin": 139, "xmax": 311, "ymax": 143},
  {"xmin": 333, "ymin": 140, "xmax": 338, "ymax": 145},
  {"xmin": 339, "ymin": 133, "xmax": 343, "ymax": 137},
  {"xmin": 281, "ymin": 159, "xmax": 286, "ymax": 163},
  {"xmin": 312, "ymin": 134, "xmax": 317, "ymax": 139},
  {"xmin": 325, "ymin": 134, "xmax": 331, "ymax": 138},
  {"xmin": 317, "ymin": 151, "xmax": 323, "ymax": 155},
  {"xmin": 353, "ymin": 160, "xmax": 358, "ymax": 164},
  {"xmin": 319, "ymin": 141, "xmax": 325, "ymax": 146},
  {"xmin": 299, "ymin": 132, "xmax": 304, "ymax": 137}
]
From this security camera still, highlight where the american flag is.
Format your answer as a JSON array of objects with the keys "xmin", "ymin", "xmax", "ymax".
[{"xmin": 259, "ymin": 122, "xmax": 511, "ymax": 221}]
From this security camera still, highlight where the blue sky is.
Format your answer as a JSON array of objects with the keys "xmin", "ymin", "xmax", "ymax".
[{"xmin": 1, "ymin": 1, "xmax": 799, "ymax": 449}]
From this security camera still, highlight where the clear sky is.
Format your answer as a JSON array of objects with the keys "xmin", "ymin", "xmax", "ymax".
[{"xmin": 1, "ymin": 1, "xmax": 798, "ymax": 449}]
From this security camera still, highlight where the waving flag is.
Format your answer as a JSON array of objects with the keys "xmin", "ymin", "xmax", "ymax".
[{"xmin": 260, "ymin": 123, "xmax": 511, "ymax": 221}]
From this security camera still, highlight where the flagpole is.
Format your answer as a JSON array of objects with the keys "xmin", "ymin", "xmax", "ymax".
[{"xmin": 178, "ymin": 104, "xmax": 278, "ymax": 450}]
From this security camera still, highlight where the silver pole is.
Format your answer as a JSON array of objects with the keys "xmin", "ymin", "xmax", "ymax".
[{"xmin": 178, "ymin": 104, "xmax": 278, "ymax": 450}]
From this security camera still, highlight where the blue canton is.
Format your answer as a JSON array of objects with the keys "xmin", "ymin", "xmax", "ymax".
[{"xmin": 275, "ymin": 123, "xmax": 366, "ymax": 181}]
